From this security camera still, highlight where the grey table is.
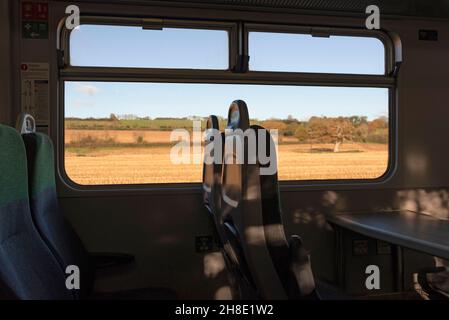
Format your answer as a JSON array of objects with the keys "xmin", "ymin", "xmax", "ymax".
[
  {"xmin": 327, "ymin": 210, "xmax": 449, "ymax": 260},
  {"xmin": 327, "ymin": 210, "xmax": 449, "ymax": 291}
]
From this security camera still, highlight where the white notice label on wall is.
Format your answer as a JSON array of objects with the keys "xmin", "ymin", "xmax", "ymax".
[{"xmin": 20, "ymin": 62, "xmax": 49, "ymax": 125}]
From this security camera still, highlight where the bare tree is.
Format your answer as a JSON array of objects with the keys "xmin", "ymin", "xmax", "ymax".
[{"xmin": 330, "ymin": 118, "xmax": 355, "ymax": 152}]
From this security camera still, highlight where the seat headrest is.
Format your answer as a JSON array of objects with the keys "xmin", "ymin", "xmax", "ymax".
[
  {"xmin": 22, "ymin": 133, "xmax": 56, "ymax": 199},
  {"xmin": 203, "ymin": 115, "xmax": 222, "ymax": 206},
  {"xmin": 15, "ymin": 113, "xmax": 36, "ymax": 134},
  {"xmin": 206, "ymin": 115, "xmax": 220, "ymax": 131},
  {"xmin": 0, "ymin": 124, "xmax": 28, "ymax": 207},
  {"xmin": 205, "ymin": 115, "xmax": 220, "ymax": 145},
  {"xmin": 227, "ymin": 100, "xmax": 249, "ymax": 131}
]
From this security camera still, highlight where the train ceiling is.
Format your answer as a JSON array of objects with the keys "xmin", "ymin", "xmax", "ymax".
[{"xmin": 57, "ymin": 0, "xmax": 449, "ymax": 18}]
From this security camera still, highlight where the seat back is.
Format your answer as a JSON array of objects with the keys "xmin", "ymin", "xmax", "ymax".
[
  {"xmin": 0, "ymin": 124, "xmax": 73, "ymax": 300},
  {"xmin": 252, "ymin": 125, "xmax": 316, "ymax": 299},
  {"xmin": 202, "ymin": 115, "xmax": 222, "ymax": 219},
  {"xmin": 221, "ymin": 104, "xmax": 287, "ymax": 299},
  {"xmin": 22, "ymin": 132, "xmax": 94, "ymax": 299},
  {"xmin": 221, "ymin": 102, "xmax": 316, "ymax": 299},
  {"xmin": 203, "ymin": 112, "xmax": 258, "ymax": 298},
  {"xmin": 203, "ymin": 115, "xmax": 230, "ymax": 245},
  {"xmin": 220, "ymin": 100, "xmax": 270, "ymax": 297}
]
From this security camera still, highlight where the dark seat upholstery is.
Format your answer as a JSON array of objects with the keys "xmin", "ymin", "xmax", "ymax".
[
  {"xmin": 0, "ymin": 124, "xmax": 73, "ymax": 300},
  {"xmin": 202, "ymin": 114, "xmax": 256, "ymax": 299},
  {"xmin": 202, "ymin": 115, "xmax": 224, "ymax": 227},
  {"xmin": 220, "ymin": 101, "xmax": 318, "ymax": 300},
  {"xmin": 202, "ymin": 115, "xmax": 228, "ymax": 249},
  {"xmin": 21, "ymin": 131, "xmax": 177, "ymax": 300},
  {"xmin": 251, "ymin": 124, "xmax": 318, "ymax": 299},
  {"xmin": 219, "ymin": 101, "xmax": 259, "ymax": 298},
  {"xmin": 22, "ymin": 132, "xmax": 94, "ymax": 299}
]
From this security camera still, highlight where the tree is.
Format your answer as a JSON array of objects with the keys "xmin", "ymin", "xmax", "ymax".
[
  {"xmin": 262, "ymin": 120, "xmax": 287, "ymax": 142},
  {"xmin": 329, "ymin": 118, "xmax": 355, "ymax": 153},
  {"xmin": 306, "ymin": 117, "xmax": 329, "ymax": 149},
  {"xmin": 109, "ymin": 113, "xmax": 119, "ymax": 121},
  {"xmin": 367, "ymin": 128, "xmax": 388, "ymax": 144},
  {"xmin": 286, "ymin": 114, "xmax": 297, "ymax": 123},
  {"xmin": 355, "ymin": 123, "xmax": 369, "ymax": 143},
  {"xmin": 368, "ymin": 116, "xmax": 388, "ymax": 132},
  {"xmin": 262, "ymin": 120, "xmax": 287, "ymax": 131},
  {"xmin": 285, "ymin": 122, "xmax": 299, "ymax": 137},
  {"xmin": 367, "ymin": 117, "xmax": 388, "ymax": 144},
  {"xmin": 349, "ymin": 116, "xmax": 368, "ymax": 127},
  {"xmin": 294, "ymin": 125, "xmax": 308, "ymax": 143}
]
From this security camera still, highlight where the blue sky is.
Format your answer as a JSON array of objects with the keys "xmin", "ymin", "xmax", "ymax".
[
  {"xmin": 66, "ymin": 25, "xmax": 388, "ymax": 121},
  {"xmin": 70, "ymin": 25, "xmax": 229, "ymax": 69},
  {"xmin": 249, "ymin": 32, "xmax": 385, "ymax": 74}
]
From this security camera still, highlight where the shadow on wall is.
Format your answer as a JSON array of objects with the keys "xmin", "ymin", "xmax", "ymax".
[
  {"xmin": 395, "ymin": 189, "xmax": 449, "ymax": 271},
  {"xmin": 203, "ymin": 252, "xmax": 233, "ymax": 300},
  {"xmin": 281, "ymin": 191, "xmax": 341, "ymax": 283},
  {"xmin": 395, "ymin": 189, "xmax": 449, "ymax": 220}
]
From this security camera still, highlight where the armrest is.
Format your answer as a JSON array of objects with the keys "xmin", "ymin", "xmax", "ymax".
[
  {"xmin": 223, "ymin": 221, "xmax": 257, "ymax": 289},
  {"xmin": 89, "ymin": 252, "xmax": 135, "ymax": 270},
  {"xmin": 289, "ymin": 235, "xmax": 318, "ymax": 299},
  {"xmin": 418, "ymin": 266, "xmax": 449, "ymax": 299}
]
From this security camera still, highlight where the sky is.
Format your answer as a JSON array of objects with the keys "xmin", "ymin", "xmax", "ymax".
[{"xmin": 65, "ymin": 25, "xmax": 388, "ymax": 121}]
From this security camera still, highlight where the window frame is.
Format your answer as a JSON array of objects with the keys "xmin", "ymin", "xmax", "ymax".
[
  {"xmin": 57, "ymin": 15, "xmax": 398, "ymax": 192},
  {"xmin": 60, "ymin": 16, "xmax": 239, "ymax": 74},
  {"xmin": 244, "ymin": 23, "xmax": 393, "ymax": 77}
]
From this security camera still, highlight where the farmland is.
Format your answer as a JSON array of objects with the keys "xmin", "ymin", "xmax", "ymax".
[{"xmin": 64, "ymin": 117, "xmax": 388, "ymax": 185}]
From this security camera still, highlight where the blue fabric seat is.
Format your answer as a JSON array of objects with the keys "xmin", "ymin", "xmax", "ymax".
[
  {"xmin": 0, "ymin": 124, "xmax": 73, "ymax": 300},
  {"xmin": 22, "ymin": 132, "xmax": 177, "ymax": 299}
]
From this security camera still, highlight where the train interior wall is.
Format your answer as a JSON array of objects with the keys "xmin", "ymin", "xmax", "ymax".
[{"xmin": 1, "ymin": 0, "xmax": 448, "ymax": 298}]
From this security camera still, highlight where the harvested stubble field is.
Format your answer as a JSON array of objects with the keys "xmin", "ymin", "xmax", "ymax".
[{"xmin": 64, "ymin": 129, "xmax": 388, "ymax": 185}]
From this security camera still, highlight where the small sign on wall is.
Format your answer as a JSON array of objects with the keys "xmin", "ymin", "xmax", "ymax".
[
  {"xmin": 22, "ymin": 2, "xmax": 48, "ymax": 20},
  {"xmin": 22, "ymin": 21, "xmax": 48, "ymax": 39},
  {"xmin": 20, "ymin": 62, "xmax": 49, "ymax": 125},
  {"xmin": 21, "ymin": 2, "xmax": 49, "ymax": 39}
]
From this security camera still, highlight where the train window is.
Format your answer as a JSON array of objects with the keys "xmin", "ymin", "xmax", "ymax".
[
  {"xmin": 248, "ymin": 32, "xmax": 385, "ymax": 75},
  {"xmin": 64, "ymin": 82, "xmax": 389, "ymax": 185},
  {"xmin": 60, "ymin": 19, "xmax": 394, "ymax": 187},
  {"xmin": 69, "ymin": 24, "xmax": 229, "ymax": 70}
]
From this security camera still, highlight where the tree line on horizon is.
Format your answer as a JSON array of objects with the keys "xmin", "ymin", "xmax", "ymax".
[
  {"xmin": 66, "ymin": 114, "xmax": 388, "ymax": 152},
  {"xmin": 259, "ymin": 115, "xmax": 388, "ymax": 152}
]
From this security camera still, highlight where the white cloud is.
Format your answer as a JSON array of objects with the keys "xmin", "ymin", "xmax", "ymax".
[
  {"xmin": 72, "ymin": 99, "xmax": 94, "ymax": 108},
  {"xmin": 74, "ymin": 84, "xmax": 101, "ymax": 95}
]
